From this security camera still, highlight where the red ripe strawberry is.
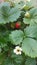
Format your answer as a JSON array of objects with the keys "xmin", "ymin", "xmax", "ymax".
[{"xmin": 15, "ymin": 22, "xmax": 21, "ymax": 29}]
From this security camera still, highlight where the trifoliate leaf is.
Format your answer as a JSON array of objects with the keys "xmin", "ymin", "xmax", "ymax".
[
  {"xmin": 9, "ymin": 30, "xmax": 24, "ymax": 45},
  {"xmin": 0, "ymin": 2, "xmax": 22, "ymax": 24},
  {"xmin": 24, "ymin": 25, "xmax": 37, "ymax": 39},
  {"xmin": 22, "ymin": 38, "xmax": 37, "ymax": 58},
  {"xmin": 9, "ymin": 7, "xmax": 21, "ymax": 22}
]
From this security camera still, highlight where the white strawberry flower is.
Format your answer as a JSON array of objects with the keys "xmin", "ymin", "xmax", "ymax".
[{"xmin": 13, "ymin": 46, "xmax": 22, "ymax": 55}]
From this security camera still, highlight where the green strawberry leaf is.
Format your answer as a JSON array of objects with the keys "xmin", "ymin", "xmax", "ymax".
[
  {"xmin": 0, "ymin": 2, "xmax": 22, "ymax": 24},
  {"xmin": 25, "ymin": 57, "xmax": 36, "ymax": 65},
  {"xmin": 9, "ymin": 7, "xmax": 21, "ymax": 22},
  {"xmin": 23, "ymin": 8, "xmax": 37, "ymax": 24},
  {"xmin": 22, "ymin": 38, "xmax": 37, "ymax": 58},
  {"xmin": 9, "ymin": 30, "xmax": 24, "ymax": 45},
  {"xmin": 24, "ymin": 25, "xmax": 37, "ymax": 39}
]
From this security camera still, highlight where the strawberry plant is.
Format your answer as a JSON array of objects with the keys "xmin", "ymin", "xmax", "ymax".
[{"xmin": 0, "ymin": 0, "xmax": 37, "ymax": 65}]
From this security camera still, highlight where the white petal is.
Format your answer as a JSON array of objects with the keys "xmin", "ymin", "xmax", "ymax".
[
  {"xmin": 15, "ymin": 46, "xmax": 20, "ymax": 49},
  {"xmin": 13, "ymin": 49, "xmax": 17, "ymax": 53},
  {"xmin": 15, "ymin": 46, "xmax": 22, "ymax": 50},
  {"xmin": 16, "ymin": 52, "xmax": 19, "ymax": 55},
  {"xmin": 20, "ymin": 48, "xmax": 22, "ymax": 51},
  {"xmin": 16, "ymin": 51, "xmax": 21, "ymax": 55},
  {"xmin": 18, "ymin": 52, "xmax": 21, "ymax": 55}
]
